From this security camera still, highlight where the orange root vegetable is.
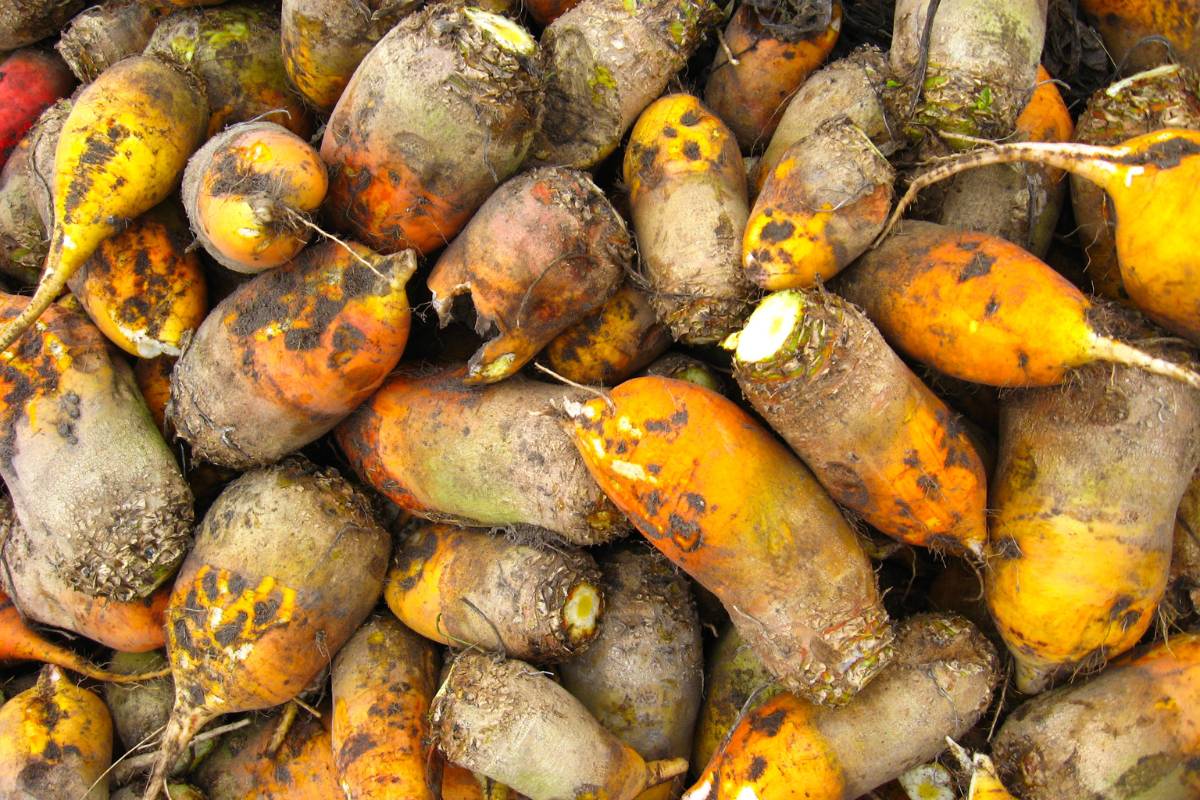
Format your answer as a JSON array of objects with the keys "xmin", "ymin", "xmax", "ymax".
[
  {"xmin": 182, "ymin": 121, "xmax": 328, "ymax": 274},
  {"xmin": 385, "ymin": 521, "xmax": 603, "ymax": 661},
  {"xmin": 0, "ymin": 54, "xmax": 207, "ymax": 356},
  {"xmin": 441, "ymin": 763, "xmax": 508, "ymax": 800},
  {"xmin": 1079, "ymin": 0, "xmax": 1200, "ymax": 75},
  {"xmin": 993, "ymin": 633, "xmax": 1200, "ymax": 799},
  {"xmin": 191, "ymin": 708, "xmax": 338, "ymax": 800},
  {"xmin": 984, "ymin": 325, "xmax": 1200, "ymax": 693},
  {"xmin": 0, "ymin": 1, "xmax": 85, "ymax": 49},
  {"xmin": 167, "ymin": 241, "xmax": 415, "ymax": 469},
  {"xmin": 530, "ymin": 0, "xmax": 722, "ymax": 169},
  {"xmin": 322, "ymin": 4, "xmax": 539, "ymax": 255},
  {"xmin": 337, "ymin": 366, "xmax": 630, "ymax": 545},
  {"xmin": 938, "ymin": 65, "xmax": 1073, "ymax": 258},
  {"xmin": 135, "ymin": 355, "xmax": 174, "ymax": 436},
  {"xmin": 432, "ymin": 651, "xmax": 690, "ymax": 800},
  {"xmin": 0, "ymin": 665, "xmax": 113, "ymax": 800},
  {"xmin": 525, "ymin": 0, "xmax": 578, "ymax": 24},
  {"xmin": 624, "ymin": 94, "xmax": 753, "ymax": 344},
  {"xmin": 0, "ymin": 591, "xmax": 170, "ymax": 683},
  {"xmin": 837, "ymin": 221, "xmax": 1200, "ymax": 388},
  {"xmin": 685, "ymin": 614, "xmax": 999, "ymax": 800},
  {"xmin": 565, "ymin": 376, "xmax": 893, "ymax": 705},
  {"xmin": 883, "ymin": 128, "xmax": 1200, "ymax": 343},
  {"xmin": 146, "ymin": 2, "xmax": 313, "ymax": 139},
  {"xmin": 889, "ymin": 0, "xmax": 1048, "ymax": 142},
  {"xmin": 727, "ymin": 290, "xmax": 988, "ymax": 557},
  {"xmin": 57, "ymin": 2, "xmax": 163, "ymax": 83},
  {"xmin": 0, "ymin": 48, "xmax": 74, "ymax": 168},
  {"xmin": 0, "ymin": 296, "xmax": 193, "ymax": 602},
  {"xmin": 690, "ymin": 625, "xmax": 781, "ymax": 778},
  {"xmin": 280, "ymin": 0, "xmax": 421, "ymax": 113},
  {"xmin": 142, "ymin": 457, "xmax": 390, "ymax": 800},
  {"xmin": 541, "ymin": 282, "xmax": 671, "ymax": 387},
  {"xmin": 427, "ymin": 167, "xmax": 630, "ymax": 384},
  {"xmin": 744, "ymin": 120, "xmax": 893, "ymax": 290},
  {"xmin": 756, "ymin": 46, "xmax": 897, "ymax": 192},
  {"xmin": 69, "ymin": 202, "xmax": 207, "ymax": 357},
  {"xmin": 560, "ymin": 544, "xmax": 702, "ymax": 800},
  {"xmin": 703, "ymin": 3, "xmax": 841, "ymax": 152},
  {"xmin": 331, "ymin": 614, "xmax": 441, "ymax": 800},
  {"xmin": 1070, "ymin": 65, "xmax": 1200, "ymax": 299}
]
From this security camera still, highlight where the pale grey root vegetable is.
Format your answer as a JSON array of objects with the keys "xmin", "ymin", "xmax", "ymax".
[
  {"xmin": 0, "ymin": 0, "xmax": 85, "ymax": 49},
  {"xmin": 432, "ymin": 652, "xmax": 690, "ymax": 800},
  {"xmin": 0, "ymin": 99, "xmax": 68, "ymax": 283},
  {"xmin": 560, "ymin": 545, "xmax": 703, "ymax": 797},
  {"xmin": 529, "ymin": 0, "xmax": 722, "ymax": 169},
  {"xmin": 57, "ymin": 2, "xmax": 162, "ymax": 83}
]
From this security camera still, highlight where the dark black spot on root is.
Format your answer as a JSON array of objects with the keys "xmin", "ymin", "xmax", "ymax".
[
  {"xmin": 993, "ymin": 536, "xmax": 1022, "ymax": 560},
  {"xmin": 683, "ymin": 141, "xmax": 701, "ymax": 160},
  {"xmin": 748, "ymin": 755, "xmax": 768, "ymax": 780},
  {"xmin": 759, "ymin": 219, "xmax": 795, "ymax": 243},
  {"xmin": 750, "ymin": 708, "xmax": 786, "ymax": 736},
  {"xmin": 957, "ymin": 252, "xmax": 995, "ymax": 282},
  {"xmin": 679, "ymin": 109, "xmax": 701, "ymax": 126}
]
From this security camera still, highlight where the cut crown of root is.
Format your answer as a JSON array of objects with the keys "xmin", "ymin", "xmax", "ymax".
[
  {"xmin": 724, "ymin": 290, "xmax": 836, "ymax": 377},
  {"xmin": 464, "ymin": 7, "xmax": 537, "ymax": 55}
]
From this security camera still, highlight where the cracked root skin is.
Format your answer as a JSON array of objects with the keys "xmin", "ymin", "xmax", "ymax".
[
  {"xmin": 0, "ymin": 298, "xmax": 193, "ymax": 603},
  {"xmin": 994, "ymin": 634, "xmax": 1200, "ymax": 800},
  {"xmin": 685, "ymin": 614, "xmax": 999, "ymax": 800},
  {"xmin": 432, "ymin": 652, "xmax": 679, "ymax": 800}
]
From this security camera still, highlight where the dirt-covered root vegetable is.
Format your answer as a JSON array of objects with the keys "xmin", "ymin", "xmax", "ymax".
[
  {"xmin": 727, "ymin": 290, "xmax": 988, "ymax": 557},
  {"xmin": 566, "ymin": 376, "xmax": 893, "ymax": 705},
  {"xmin": 142, "ymin": 457, "xmax": 390, "ymax": 800},
  {"xmin": 1070, "ymin": 65, "xmax": 1200, "ymax": 299},
  {"xmin": 386, "ymin": 522, "xmax": 604, "ymax": 661},
  {"xmin": 0, "ymin": 55, "xmax": 207, "ymax": 356},
  {"xmin": 57, "ymin": 2, "xmax": 162, "ymax": 83},
  {"xmin": 690, "ymin": 626, "xmax": 781, "ymax": 779},
  {"xmin": 993, "ymin": 634, "xmax": 1200, "ymax": 799},
  {"xmin": 984, "ymin": 327, "xmax": 1200, "ymax": 693},
  {"xmin": 331, "ymin": 614, "xmax": 441, "ymax": 800},
  {"xmin": 338, "ymin": 366, "xmax": 630, "ymax": 545},
  {"xmin": 69, "ymin": 202, "xmax": 207, "ymax": 358},
  {"xmin": 0, "ymin": 296, "xmax": 193, "ymax": 601},
  {"xmin": 685, "ymin": 614, "xmax": 999, "ymax": 800},
  {"xmin": 938, "ymin": 65, "xmax": 1073, "ymax": 259},
  {"xmin": 889, "ymin": 0, "xmax": 1048, "ymax": 142},
  {"xmin": 167, "ymin": 241, "xmax": 415, "ymax": 469},
  {"xmin": 883, "ymin": 129, "xmax": 1200, "ymax": 344},
  {"xmin": 0, "ymin": 49, "xmax": 73, "ymax": 168},
  {"xmin": 0, "ymin": 0, "xmax": 86, "ymax": 49},
  {"xmin": 1172, "ymin": 471, "xmax": 1200, "ymax": 611},
  {"xmin": 182, "ymin": 121, "xmax": 327, "ymax": 274},
  {"xmin": 0, "ymin": 592, "xmax": 170, "ymax": 683},
  {"xmin": 0, "ymin": 666, "xmax": 113, "ymax": 800},
  {"xmin": 0, "ymin": 99, "xmax": 67, "ymax": 283},
  {"xmin": 191, "ymin": 709, "xmax": 338, "ymax": 800},
  {"xmin": 623, "ymin": 94, "xmax": 753, "ymax": 344},
  {"xmin": 104, "ymin": 651, "xmax": 174, "ymax": 751},
  {"xmin": 280, "ymin": 0, "xmax": 421, "ymax": 114},
  {"xmin": 744, "ymin": 120, "xmax": 893, "ymax": 290},
  {"xmin": 559, "ymin": 545, "xmax": 702, "ymax": 800},
  {"xmin": 322, "ymin": 4, "xmax": 539, "ymax": 255},
  {"xmin": 427, "ymin": 167, "xmax": 630, "ymax": 383},
  {"xmin": 837, "ymin": 221, "xmax": 1200, "ymax": 388},
  {"xmin": 1079, "ymin": 0, "xmax": 1200, "ymax": 75},
  {"xmin": 529, "ymin": 0, "xmax": 722, "ymax": 169},
  {"xmin": 145, "ymin": 3, "xmax": 312, "ymax": 139},
  {"xmin": 703, "ymin": 3, "xmax": 840, "ymax": 152},
  {"xmin": 433, "ymin": 652, "xmax": 690, "ymax": 800},
  {"xmin": 756, "ymin": 46, "xmax": 896, "ymax": 192},
  {"xmin": 541, "ymin": 282, "xmax": 671, "ymax": 386},
  {"xmin": 641, "ymin": 352, "xmax": 727, "ymax": 393}
]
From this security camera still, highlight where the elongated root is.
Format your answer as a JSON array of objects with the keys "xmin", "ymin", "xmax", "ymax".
[
  {"xmin": 1089, "ymin": 335, "xmax": 1200, "ymax": 391},
  {"xmin": 645, "ymin": 757, "xmax": 689, "ymax": 787},
  {"xmin": 140, "ymin": 708, "xmax": 209, "ymax": 800}
]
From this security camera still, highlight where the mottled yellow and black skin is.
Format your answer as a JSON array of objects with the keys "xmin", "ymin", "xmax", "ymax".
[
  {"xmin": 994, "ymin": 634, "xmax": 1200, "ymax": 799},
  {"xmin": 543, "ymin": 282, "xmax": 672, "ymax": 387},
  {"xmin": 0, "ymin": 667, "xmax": 112, "ymax": 800},
  {"xmin": 145, "ymin": 458, "xmax": 390, "ymax": 800},
  {"xmin": 624, "ymin": 94, "xmax": 753, "ymax": 344},
  {"xmin": 281, "ymin": 0, "xmax": 421, "ymax": 113},
  {"xmin": 69, "ymin": 202, "xmax": 207, "ymax": 358},
  {"xmin": 146, "ymin": 2, "xmax": 313, "ymax": 139},
  {"xmin": 985, "ymin": 323, "xmax": 1200, "ymax": 693},
  {"xmin": 1081, "ymin": 0, "xmax": 1200, "ymax": 75},
  {"xmin": 685, "ymin": 615, "xmax": 998, "ymax": 800}
]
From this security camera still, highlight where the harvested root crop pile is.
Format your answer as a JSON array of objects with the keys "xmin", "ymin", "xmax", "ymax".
[{"xmin": 0, "ymin": 3, "xmax": 1198, "ymax": 799}]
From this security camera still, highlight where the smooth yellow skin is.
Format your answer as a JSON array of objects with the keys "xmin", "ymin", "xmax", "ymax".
[
  {"xmin": 0, "ymin": 55, "xmax": 207, "ymax": 354},
  {"xmin": 624, "ymin": 94, "xmax": 733, "ymax": 203},
  {"xmin": 0, "ymin": 667, "xmax": 113, "ymax": 799}
]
